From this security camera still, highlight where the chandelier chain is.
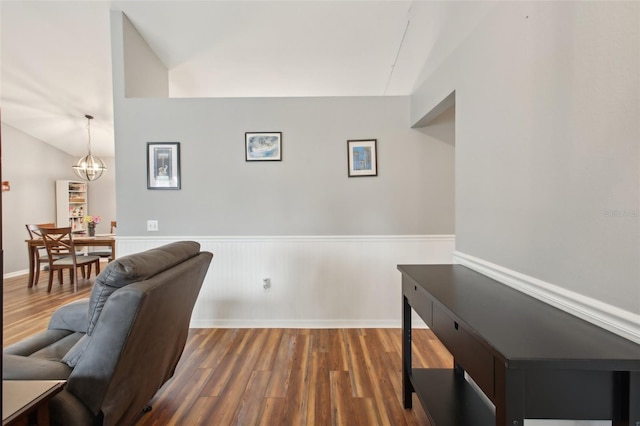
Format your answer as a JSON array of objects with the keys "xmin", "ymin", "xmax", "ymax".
[{"xmin": 86, "ymin": 114, "xmax": 93, "ymax": 155}]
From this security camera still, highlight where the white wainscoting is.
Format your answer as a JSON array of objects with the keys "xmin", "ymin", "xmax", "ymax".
[
  {"xmin": 454, "ymin": 251, "xmax": 640, "ymax": 345},
  {"xmin": 117, "ymin": 235, "xmax": 455, "ymax": 328}
]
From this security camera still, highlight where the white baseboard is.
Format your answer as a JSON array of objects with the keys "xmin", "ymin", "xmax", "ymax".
[
  {"xmin": 4, "ymin": 269, "xmax": 31, "ymax": 279},
  {"xmin": 190, "ymin": 319, "xmax": 428, "ymax": 329},
  {"xmin": 453, "ymin": 251, "xmax": 640, "ymax": 344},
  {"xmin": 190, "ymin": 314, "xmax": 429, "ymax": 329}
]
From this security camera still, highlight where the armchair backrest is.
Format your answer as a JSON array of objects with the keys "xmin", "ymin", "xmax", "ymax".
[{"xmin": 64, "ymin": 242, "xmax": 213, "ymax": 426}]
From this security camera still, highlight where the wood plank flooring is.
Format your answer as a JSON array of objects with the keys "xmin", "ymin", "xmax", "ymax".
[{"xmin": 3, "ymin": 271, "xmax": 453, "ymax": 425}]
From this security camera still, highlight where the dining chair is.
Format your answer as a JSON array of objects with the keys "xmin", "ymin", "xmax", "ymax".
[
  {"xmin": 26, "ymin": 224, "xmax": 89, "ymax": 287},
  {"xmin": 25, "ymin": 223, "xmax": 60, "ymax": 286},
  {"xmin": 39, "ymin": 227, "xmax": 101, "ymax": 292},
  {"xmin": 87, "ymin": 220, "xmax": 117, "ymax": 260}
]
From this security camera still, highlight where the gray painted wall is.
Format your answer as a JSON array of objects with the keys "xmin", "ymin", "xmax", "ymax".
[
  {"xmin": 121, "ymin": 13, "xmax": 168, "ymax": 98},
  {"xmin": 1, "ymin": 124, "xmax": 116, "ymax": 273},
  {"xmin": 412, "ymin": 1, "xmax": 639, "ymax": 315},
  {"xmin": 110, "ymin": 11, "xmax": 455, "ymax": 238},
  {"xmin": 113, "ymin": 96, "xmax": 455, "ymax": 236}
]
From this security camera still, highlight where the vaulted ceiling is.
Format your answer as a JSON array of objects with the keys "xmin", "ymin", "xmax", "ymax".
[{"xmin": 1, "ymin": 1, "xmax": 492, "ymax": 157}]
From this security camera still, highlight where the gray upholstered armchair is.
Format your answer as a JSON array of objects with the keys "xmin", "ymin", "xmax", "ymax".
[{"xmin": 3, "ymin": 241, "xmax": 213, "ymax": 426}]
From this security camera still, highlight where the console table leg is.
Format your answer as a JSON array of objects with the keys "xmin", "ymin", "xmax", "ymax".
[
  {"xmin": 402, "ymin": 295, "xmax": 414, "ymax": 408},
  {"xmin": 496, "ymin": 367, "xmax": 524, "ymax": 426},
  {"xmin": 630, "ymin": 371, "xmax": 639, "ymax": 426},
  {"xmin": 454, "ymin": 360, "xmax": 465, "ymax": 376},
  {"xmin": 613, "ymin": 371, "xmax": 639, "ymax": 426}
]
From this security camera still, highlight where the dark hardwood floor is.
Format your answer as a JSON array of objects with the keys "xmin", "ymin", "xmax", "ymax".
[{"xmin": 3, "ymin": 270, "xmax": 452, "ymax": 425}]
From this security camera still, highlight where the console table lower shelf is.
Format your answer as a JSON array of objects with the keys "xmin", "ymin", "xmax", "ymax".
[{"xmin": 410, "ymin": 368, "xmax": 494, "ymax": 425}]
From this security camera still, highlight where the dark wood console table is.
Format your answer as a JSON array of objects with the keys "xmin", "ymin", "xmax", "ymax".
[{"xmin": 399, "ymin": 264, "xmax": 640, "ymax": 426}]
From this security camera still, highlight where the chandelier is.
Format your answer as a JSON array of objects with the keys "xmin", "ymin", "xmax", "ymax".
[{"xmin": 72, "ymin": 114, "xmax": 107, "ymax": 181}]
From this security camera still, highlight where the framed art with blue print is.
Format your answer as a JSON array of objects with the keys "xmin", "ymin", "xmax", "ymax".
[{"xmin": 347, "ymin": 139, "xmax": 377, "ymax": 177}]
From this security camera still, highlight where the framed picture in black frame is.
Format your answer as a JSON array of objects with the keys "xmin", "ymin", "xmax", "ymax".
[
  {"xmin": 245, "ymin": 132, "xmax": 282, "ymax": 161},
  {"xmin": 347, "ymin": 139, "xmax": 377, "ymax": 177},
  {"xmin": 147, "ymin": 142, "xmax": 181, "ymax": 189}
]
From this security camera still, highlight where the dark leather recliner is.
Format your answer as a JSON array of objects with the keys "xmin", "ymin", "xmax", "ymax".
[{"xmin": 3, "ymin": 241, "xmax": 213, "ymax": 425}]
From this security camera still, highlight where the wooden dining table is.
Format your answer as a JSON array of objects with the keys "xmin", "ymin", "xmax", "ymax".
[{"xmin": 25, "ymin": 235, "xmax": 116, "ymax": 288}]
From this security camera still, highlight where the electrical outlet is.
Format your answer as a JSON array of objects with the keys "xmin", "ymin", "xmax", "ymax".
[
  {"xmin": 147, "ymin": 220, "xmax": 159, "ymax": 231},
  {"xmin": 263, "ymin": 278, "xmax": 271, "ymax": 292}
]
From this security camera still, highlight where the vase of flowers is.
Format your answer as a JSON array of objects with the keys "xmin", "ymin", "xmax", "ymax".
[{"xmin": 83, "ymin": 215, "xmax": 102, "ymax": 236}]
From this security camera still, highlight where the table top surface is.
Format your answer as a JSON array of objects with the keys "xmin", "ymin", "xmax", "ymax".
[
  {"xmin": 26, "ymin": 235, "xmax": 115, "ymax": 243},
  {"xmin": 2, "ymin": 380, "xmax": 66, "ymax": 424},
  {"xmin": 72, "ymin": 234, "xmax": 115, "ymax": 241},
  {"xmin": 398, "ymin": 264, "xmax": 640, "ymax": 369}
]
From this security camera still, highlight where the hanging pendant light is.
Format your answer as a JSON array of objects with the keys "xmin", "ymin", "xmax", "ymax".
[{"xmin": 73, "ymin": 114, "xmax": 107, "ymax": 181}]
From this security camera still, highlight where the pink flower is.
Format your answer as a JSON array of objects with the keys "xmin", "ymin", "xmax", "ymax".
[{"xmin": 83, "ymin": 215, "xmax": 102, "ymax": 225}]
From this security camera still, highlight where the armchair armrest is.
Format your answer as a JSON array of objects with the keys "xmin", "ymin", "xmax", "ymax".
[
  {"xmin": 2, "ymin": 353, "xmax": 72, "ymax": 380},
  {"xmin": 49, "ymin": 299, "xmax": 89, "ymax": 333}
]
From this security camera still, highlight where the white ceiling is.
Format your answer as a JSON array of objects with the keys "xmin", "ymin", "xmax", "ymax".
[{"xmin": 0, "ymin": 1, "xmax": 493, "ymax": 158}]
